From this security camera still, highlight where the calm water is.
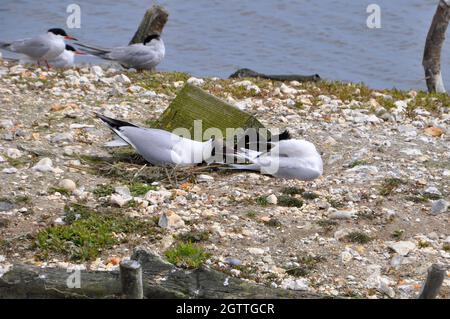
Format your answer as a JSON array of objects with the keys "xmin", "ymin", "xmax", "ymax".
[{"xmin": 0, "ymin": 0, "xmax": 449, "ymax": 90}]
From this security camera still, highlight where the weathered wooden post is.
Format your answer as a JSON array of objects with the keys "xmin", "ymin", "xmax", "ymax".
[
  {"xmin": 129, "ymin": 5, "xmax": 169, "ymax": 45},
  {"xmin": 423, "ymin": 0, "xmax": 450, "ymax": 93},
  {"xmin": 418, "ymin": 264, "xmax": 446, "ymax": 299},
  {"xmin": 120, "ymin": 259, "xmax": 144, "ymax": 299}
]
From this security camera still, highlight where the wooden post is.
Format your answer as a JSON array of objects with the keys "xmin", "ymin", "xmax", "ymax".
[
  {"xmin": 418, "ymin": 264, "xmax": 446, "ymax": 299},
  {"xmin": 129, "ymin": 5, "xmax": 169, "ymax": 45},
  {"xmin": 423, "ymin": 0, "xmax": 450, "ymax": 93},
  {"xmin": 120, "ymin": 259, "xmax": 144, "ymax": 299}
]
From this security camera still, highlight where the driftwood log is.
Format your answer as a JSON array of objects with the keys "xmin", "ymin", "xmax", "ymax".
[
  {"xmin": 418, "ymin": 264, "xmax": 446, "ymax": 299},
  {"xmin": 0, "ymin": 248, "xmax": 324, "ymax": 299},
  {"xmin": 129, "ymin": 5, "xmax": 169, "ymax": 45},
  {"xmin": 229, "ymin": 68, "xmax": 321, "ymax": 83},
  {"xmin": 423, "ymin": 0, "xmax": 450, "ymax": 93}
]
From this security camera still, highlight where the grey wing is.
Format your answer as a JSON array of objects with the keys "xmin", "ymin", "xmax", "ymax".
[
  {"xmin": 109, "ymin": 45, "xmax": 159, "ymax": 68},
  {"xmin": 9, "ymin": 36, "xmax": 49, "ymax": 58}
]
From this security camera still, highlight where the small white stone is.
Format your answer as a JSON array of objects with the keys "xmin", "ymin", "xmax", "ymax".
[
  {"xmin": 58, "ymin": 179, "xmax": 76, "ymax": 192},
  {"xmin": 128, "ymin": 85, "xmax": 143, "ymax": 93},
  {"xmin": 6, "ymin": 148, "xmax": 22, "ymax": 159},
  {"xmin": 2, "ymin": 167, "xmax": 17, "ymax": 174},
  {"xmin": 329, "ymin": 208, "xmax": 356, "ymax": 220},
  {"xmin": 187, "ymin": 77, "xmax": 205, "ymax": 86},
  {"xmin": 54, "ymin": 217, "xmax": 65, "ymax": 225},
  {"xmin": 387, "ymin": 241, "xmax": 416, "ymax": 256},
  {"xmin": 280, "ymin": 83, "xmax": 297, "ymax": 94},
  {"xmin": 341, "ymin": 250, "xmax": 353, "ymax": 263},
  {"xmin": 431, "ymin": 200, "xmax": 449, "ymax": 215},
  {"xmin": 247, "ymin": 247, "xmax": 265, "ymax": 255},
  {"xmin": 266, "ymin": 194, "xmax": 278, "ymax": 205},
  {"xmin": 114, "ymin": 74, "xmax": 131, "ymax": 84},
  {"xmin": 115, "ymin": 186, "xmax": 131, "ymax": 198},
  {"xmin": 32, "ymin": 158, "xmax": 54, "ymax": 172},
  {"xmin": 158, "ymin": 211, "xmax": 185, "ymax": 229},
  {"xmin": 90, "ymin": 65, "xmax": 104, "ymax": 77},
  {"xmin": 281, "ymin": 278, "xmax": 309, "ymax": 291},
  {"xmin": 401, "ymin": 148, "xmax": 423, "ymax": 156},
  {"xmin": 0, "ymin": 119, "xmax": 14, "ymax": 129},
  {"xmin": 197, "ymin": 174, "xmax": 214, "ymax": 183},
  {"xmin": 110, "ymin": 194, "xmax": 131, "ymax": 207}
]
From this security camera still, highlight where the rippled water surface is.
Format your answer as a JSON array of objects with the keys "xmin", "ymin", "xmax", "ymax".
[{"xmin": 1, "ymin": 0, "xmax": 449, "ymax": 90}]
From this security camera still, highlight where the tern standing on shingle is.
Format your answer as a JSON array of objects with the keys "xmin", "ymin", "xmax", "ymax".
[
  {"xmin": 0, "ymin": 28, "xmax": 78, "ymax": 68},
  {"xmin": 76, "ymin": 34, "xmax": 165, "ymax": 71},
  {"xmin": 20, "ymin": 44, "xmax": 86, "ymax": 68}
]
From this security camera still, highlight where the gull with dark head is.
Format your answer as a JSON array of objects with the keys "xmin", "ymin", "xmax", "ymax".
[
  {"xmin": 75, "ymin": 34, "xmax": 165, "ymax": 71},
  {"xmin": 0, "ymin": 28, "xmax": 78, "ymax": 68}
]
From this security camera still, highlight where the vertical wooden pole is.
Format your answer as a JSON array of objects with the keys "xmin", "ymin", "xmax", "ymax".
[
  {"xmin": 418, "ymin": 264, "xmax": 446, "ymax": 299},
  {"xmin": 423, "ymin": 0, "xmax": 450, "ymax": 93},
  {"xmin": 120, "ymin": 260, "xmax": 144, "ymax": 299},
  {"xmin": 129, "ymin": 5, "xmax": 169, "ymax": 45}
]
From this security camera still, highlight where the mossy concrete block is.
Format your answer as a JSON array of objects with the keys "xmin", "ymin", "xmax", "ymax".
[{"xmin": 156, "ymin": 83, "xmax": 268, "ymax": 142}]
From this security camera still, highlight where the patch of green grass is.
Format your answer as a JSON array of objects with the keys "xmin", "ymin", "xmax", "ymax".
[
  {"xmin": 443, "ymin": 244, "xmax": 450, "ymax": 252},
  {"xmin": 14, "ymin": 195, "xmax": 32, "ymax": 205},
  {"xmin": 392, "ymin": 229, "xmax": 405, "ymax": 240},
  {"xmin": 128, "ymin": 71, "xmax": 190, "ymax": 94},
  {"xmin": 286, "ymin": 254, "xmax": 325, "ymax": 277},
  {"xmin": 281, "ymin": 187, "xmax": 304, "ymax": 196},
  {"xmin": 129, "ymin": 182, "xmax": 157, "ymax": 196},
  {"xmin": 79, "ymin": 154, "xmax": 105, "ymax": 165},
  {"xmin": 92, "ymin": 184, "xmax": 115, "ymax": 198},
  {"xmin": 345, "ymin": 231, "xmax": 372, "ymax": 244},
  {"xmin": 35, "ymin": 204, "xmax": 157, "ymax": 262},
  {"xmin": 5, "ymin": 155, "xmax": 28, "ymax": 168},
  {"xmin": 294, "ymin": 101, "xmax": 304, "ymax": 109},
  {"xmin": 245, "ymin": 211, "xmax": 258, "ymax": 218},
  {"xmin": 349, "ymin": 159, "xmax": 368, "ymax": 168},
  {"xmin": 327, "ymin": 197, "xmax": 346, "ymax": 209},
  {"xmin": 379, "ymin": 178, "xmax": 405, "ymax": 196},
  {"xmin": 143, "ymin": 119, "xmax": 158, "ymax": 127},
  {"xmin": 176, "ymin": 230, "xmax": 210, "ymax": 243},
  {"xmin": 165, "ymin": 242, "xmax": 209, "ymax": 269},
  {"xmin": 277, "ymin": 195, "xmax": 303, "ymax": 208},
  {"xmin": 418, "ymin": 240, "xmax": 430, "ymax": 249},
  {"xmin": 256, "ymin": 196, "xmax": 269, "ymax": 207},
  {"xmin": 302, "ymin": 192, "xmax": 320, "ymax": 200},
  {"xmin": 317, "ymin": 219, "xmax": 338, "ymax": 232},
  {"xmin": 405, "ymin": 195, "xmax": 429, "ymax": 203},
  {"xmin": 422, "ymin": 193, "xmax": 442, "ymax": 200},
  {"xmin": 263, "ymin": 218, "xmax": 282, "ymax": 227},
  {"xmin": 48, "ymin": 187, "xmax": 71, "ymax": 196}
]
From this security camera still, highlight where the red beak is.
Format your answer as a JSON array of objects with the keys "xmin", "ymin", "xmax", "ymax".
[
  {"xmin": 65, "ymin": 36, "xmax": 78, "ymax": 41},
  {"xmin": 75, "ymin": 51, "xmax": 86, "ymax": 55}
]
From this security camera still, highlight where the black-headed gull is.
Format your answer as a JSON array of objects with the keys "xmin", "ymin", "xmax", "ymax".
[
  {"xmin": 95, "ymin": 113, "xmax": 216, "ymax": 166},
  {"xmin": 0, "ymin": 28, "xmax": 78, "ymax": 68},
  {"xmin": 75, "ymin": 34, "xmax": 164, "ymax": 71},
  {"xmin": 228, "ymin": 139, "xmax": 323, "ymax": 180}
]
